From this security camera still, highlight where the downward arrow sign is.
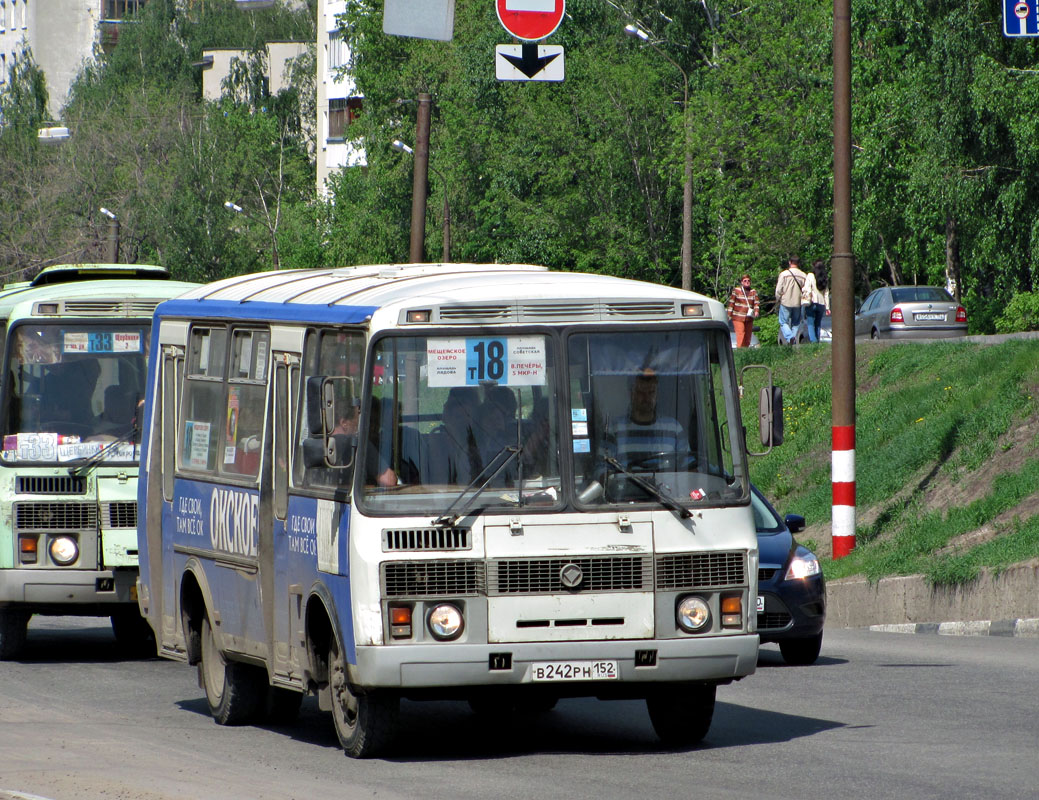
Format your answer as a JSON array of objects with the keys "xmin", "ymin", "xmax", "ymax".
[
  {"xmin": 495, "ymin": 44, "xmax": 565, "ymax": 82},
  {"xmin": 502, "ymin": 42, "xmax": 560, "ymax": 78}
]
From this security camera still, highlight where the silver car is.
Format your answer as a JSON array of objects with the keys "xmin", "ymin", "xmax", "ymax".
[{"xmin": 854, "ymin": 286, "xmax": 967, "ymax": 340}]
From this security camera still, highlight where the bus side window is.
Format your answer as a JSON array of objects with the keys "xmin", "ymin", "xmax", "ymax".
[
  {"xmin": 179, "ymin": 326, "xmax": 227, "ymax": 474},
  {"xmin": 293, "ymin": 328, "xmax": 364, "ymax": 493}
]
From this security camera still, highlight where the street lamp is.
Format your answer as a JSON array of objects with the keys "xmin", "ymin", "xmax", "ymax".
[
  {"xmin": 224, "ymin": 200, "xmax": 279, "ymax": 269},
  {"xmin": 37, "ymin": 126, "xmax": 71, "ymax": 144},
  {"xmin": 99, "ymin": 207, "xmax": 119, "ymax": 264},
  {"xmin": 392, "ymin": 139, "xmax": 451, "ymax": 263},
  {"xmin": 624, "ymin": 23, "xmax": 692, "ymax": 291}
]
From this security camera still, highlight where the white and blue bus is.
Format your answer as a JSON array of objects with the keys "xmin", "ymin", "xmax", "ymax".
[
  {"xmin": 137, "ymin": 264, "xmax": 782, "ymax": 757},
  {"xmin": 0, "ymin": 264, "xmax": 198, "ymax": 659}
]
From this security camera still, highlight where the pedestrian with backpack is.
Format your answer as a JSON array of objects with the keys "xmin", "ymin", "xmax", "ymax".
[{"xmin": 775, "ymin": 256, "xmax": 808, "ymax": 345}]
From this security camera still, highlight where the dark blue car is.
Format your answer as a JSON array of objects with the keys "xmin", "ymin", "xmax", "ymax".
[{"xmin": 753, "ymin": 485, "xmax": 826, "ymax": 665}]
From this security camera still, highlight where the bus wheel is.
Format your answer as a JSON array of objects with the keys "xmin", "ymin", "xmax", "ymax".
[
  {"xmin": 329, "ymin": 636, "xmax": 398, "ymax": 758},
  {"xmin": 110, "ymin": 610, "xmax": 156, "ymax": 657},
  {"xmin": 0, "ymin": 610, "xmax": 29, "ymax": 661},
  {"xmin": 646, "ymin": 684, "xmax": 716, "ymax": 748},
  {"xmin": 199, "ymin": 615, "xmax": 263, "ymax": 726}
]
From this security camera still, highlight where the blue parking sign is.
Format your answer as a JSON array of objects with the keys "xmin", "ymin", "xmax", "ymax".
[{"xmin": 1005, "ymin": 0, "xmax": 1039, "ymax": 36}]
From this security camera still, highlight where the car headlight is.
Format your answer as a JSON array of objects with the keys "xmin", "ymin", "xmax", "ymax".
[
  {"xmin": 427, "ymin": 603, "xmax": 464, "ymax": 641},
  {"xmin": 49, "ymin": 535, "xmax": 79, "ymax": 566},
  {"xmin": 786, "ymin": 552, "xmax": 820, "ymax": 580},
  {"xmin": 676, "ymin": 595, "xmax": 711, "ymax": 632}
]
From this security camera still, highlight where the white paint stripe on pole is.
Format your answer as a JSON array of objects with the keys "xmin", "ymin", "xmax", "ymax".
[
  {"xmin": 831, "ymin": 448, "xmax": 855, "ymax": 482},
  {"xmin": 832, "ymin": 504, "xmax": 856, "ymax": 538}
]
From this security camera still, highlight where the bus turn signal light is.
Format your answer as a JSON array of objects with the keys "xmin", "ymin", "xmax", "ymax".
[
  {"xmin": 390, "ymin": 606, "xmax": 413, "ymax": 639},
  {"xmin": 19, "ymin": 535, "xmax": 38, "ymax": 564},
  {"xmin": 721, "ymin": 596, "xmax": 742, "ymax": 628}
]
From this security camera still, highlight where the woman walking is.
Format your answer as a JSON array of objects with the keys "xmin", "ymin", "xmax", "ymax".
[{"xmin": 726, "ymin": 274, "xmax": 760, "ymax": 348}]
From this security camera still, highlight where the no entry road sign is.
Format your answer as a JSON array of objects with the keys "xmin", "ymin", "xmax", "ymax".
[{"xmin": 496, "ymin": 0, "xmax": 565, "ymax": 42}]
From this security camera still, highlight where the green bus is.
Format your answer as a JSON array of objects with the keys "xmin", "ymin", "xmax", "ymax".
[{"xmin": 0, "ymin": 264, "xmax": 197, "ymax": 659}]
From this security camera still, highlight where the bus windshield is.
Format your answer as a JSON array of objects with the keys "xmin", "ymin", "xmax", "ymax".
[
  {"xmin": 2, "ymin": 322, "xmax": 149, "ymax": 464},
  {"xmin": 361, "ymin": 326, "xmax": 745, "ymax": 514},
  {"xmin": 568, "ymin": 328, "xmax": 745, "ymax": 508},
  {"xmin": 362, "ymin": 333, "xmax": 562, "ymax": 514}
]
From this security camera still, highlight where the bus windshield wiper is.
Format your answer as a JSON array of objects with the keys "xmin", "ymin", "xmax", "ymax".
[
  {"xmin": 68, "ymin": 426, "xmax": 138, "ymax": 478},
  {"xmin": 603, "ymin": 454, "xmax": 692, "ymax": 519},
  {"xmin": 432, "ymin": 445, "xmax": 524, "ymax": 527}
]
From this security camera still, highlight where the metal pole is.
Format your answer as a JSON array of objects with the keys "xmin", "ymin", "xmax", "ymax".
[
  {"xmin": 831, "ymin": 0, "xmax": 856, "ymax": 559},
  {"xmin": 441, "ymin": 187, "xmax": 451, "ymax": 263},
  {"xmin": 105, "ymin": 218, "xmax": 120, "ymax": 264},
  {"xmin": 408, "ymin": 93, "xmax": 432, "ymax": 263}
]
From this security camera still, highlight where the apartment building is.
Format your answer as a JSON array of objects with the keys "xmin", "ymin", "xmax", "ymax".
[
  {"xmin": 317, "ymin": 0, "xmax": 364, "ymax": 193},
  {"xmin": 0, "ymin": 0, "xmax": 145, "ymax": 119}
]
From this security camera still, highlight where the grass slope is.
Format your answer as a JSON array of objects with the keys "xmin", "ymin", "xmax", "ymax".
[{"xmin": 736, "ymin": 339, "xmax": 1039, "ymax": 586}]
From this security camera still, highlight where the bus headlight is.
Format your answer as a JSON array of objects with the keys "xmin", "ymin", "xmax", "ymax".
[
  {"xmin": 676, "ymin": 596, "xmax": 711, "ymax": 633},
  {"xmin": 49, "ymin": 535, "xmax": 79, "ymax": 566},
  {"xmin": 427, "ymin": 604, "xmax": 464, "ymax": 641}
]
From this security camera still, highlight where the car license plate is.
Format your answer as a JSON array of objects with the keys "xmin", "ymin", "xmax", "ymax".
[
  {"xmin": 915, "ymin": 312, "xmax": 945, "ymax": 321},
  {"xmin": 531, "ymin": 660, "xmax": 618, "ymax": 682},
  {"xmin": 756, "ymin": 595, "xmax": 765, "ymax": 612}
]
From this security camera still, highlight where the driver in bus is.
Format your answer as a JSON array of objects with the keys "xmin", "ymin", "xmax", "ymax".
[{"xmin": 611, "ymin": 368, "xmax": 688, "ymax": 469}]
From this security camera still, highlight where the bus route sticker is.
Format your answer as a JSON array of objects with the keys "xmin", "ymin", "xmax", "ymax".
[{"xmin": 426, "ymin": 336, "xmax": 546, "ymax": 387}]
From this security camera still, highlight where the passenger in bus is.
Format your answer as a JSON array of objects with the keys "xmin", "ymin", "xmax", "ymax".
[
  {"xmin": 611, "ymin": 368, "xmax": 688, "ymax": 469},
  {"xmin": 335, "ymin": 401, "xmax": 396, "ymax": 488},
  {"xmin": 93, "ymin": 384, "xmax": 139, "ymax": 439},
  {"xmin": 428, "ymin": 387, "xmax": 483, "ymax": 485},
  {"xmin": 39, "ymin": 360, "xmax": 100, "ymax": 435},
  {"xmin": 521, "ymin": 396, "xmax": 552, "ymax": 476},
  {"xmin": 478, "ymin": 386, "xmax": 520, "ymax": 482}
]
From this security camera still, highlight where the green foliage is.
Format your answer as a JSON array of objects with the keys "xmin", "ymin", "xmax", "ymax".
[
  {"xmin": 994, "ymin": 291, "xmax": 1039, "ymax": 333},
  {"xmin": 0, "ymin": 0, "xmax": 316, "ymax": 279},
  {"xmin": 748, "ymin": 340, "xmax": 1039, "ymax": 587},
  {"xmin": 3, "ymin": 0, "xmax": 1039, "ymax": 325}
]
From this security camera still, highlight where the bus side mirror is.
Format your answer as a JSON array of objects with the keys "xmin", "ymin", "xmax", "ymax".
[
  {"xmin": 306, "ymin": 376, "xmax": 333, "ymax": 435},
  {"xmin": 305, "ymin": 376, "xmax": 341, "ymax": 437},
  {"xmin": 740, "ymin": 364, "xmax": 782, "ymax": 456},
  {"xmin": 759, "ymin": 385, "xmax": 783, "ymax": 448}
]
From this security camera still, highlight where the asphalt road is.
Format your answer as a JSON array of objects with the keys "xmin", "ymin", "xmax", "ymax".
[{"xmin": 0, "ymin": 617, "xmax": 1036, "ymax": 800}]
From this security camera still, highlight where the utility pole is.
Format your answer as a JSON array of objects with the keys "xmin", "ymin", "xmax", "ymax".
[
  {"xmin": 831, "ymin": 0, "xmax": 856, "ymax": 559},
  {"xmin": 100, "ymin": 208, "xmax": 120, "ymax": 264},
  {"xmin": 408, "ymin": 93, "xmax": 432, "ymax": 263}
]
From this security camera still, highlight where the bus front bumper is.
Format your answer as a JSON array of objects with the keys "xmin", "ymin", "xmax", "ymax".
[
  {"xmin": 0, "ymin": 568, "xmax": 137, "ymax": 613},
  {"xmin": 354, "ymin": 634, "xmax": 759, "ymax": 691}
]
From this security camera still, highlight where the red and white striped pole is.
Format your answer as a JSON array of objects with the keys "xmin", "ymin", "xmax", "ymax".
[
  {"xmin": 831, "ymin": 0, "xmax": 856, "ymax": 559},
  {"xmin": 832, "ymin": 425, "xmax": 856, "ymax": 558}
]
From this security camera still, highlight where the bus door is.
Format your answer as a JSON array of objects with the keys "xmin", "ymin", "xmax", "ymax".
[
  {"xmin": 271, "ymin": 350, "xmax": 302, "ymax": 684},
  {"xmin": 280, "ymin": 329, "xmax": 365, "ymax": 670},
  {"xmin": 156, "ymin": 341, "xmax": 184, "ymax": 649}
]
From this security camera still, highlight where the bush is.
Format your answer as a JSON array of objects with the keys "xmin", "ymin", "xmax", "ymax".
[
  {"xmin": 756, "ymin": 314, "xmax": 780, "ymax": 346},
  {"xmin": 994, "ymin": 292, "xmax": 1039, "ymax": 334}
]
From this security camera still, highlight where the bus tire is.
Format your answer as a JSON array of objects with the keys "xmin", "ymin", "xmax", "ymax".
[
  {"xmin": 110, "ymin": 610, "xmax": 156, "ymax": 657},
  {"xmin": 199, "ymin": 615, "xmax": 264, "ymax": 726},
  {"xmin": 646, "ymin": 684, "xmax": 716, "ymax": 748},
  {"xmin": 0, "ymin": 610, "xmax": 29, "ymax": 661},
  {"xmin": 329, "ymin": 635, "xmax": 398, "ymax": 758}
]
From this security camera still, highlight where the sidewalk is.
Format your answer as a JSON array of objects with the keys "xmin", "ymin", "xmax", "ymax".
[{"xmin": 827, "ymin": 559, "xmax": 1039, "ymax": 637}]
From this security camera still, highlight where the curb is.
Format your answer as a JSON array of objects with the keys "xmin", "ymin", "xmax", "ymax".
[{"xmin": 868, "ymin": 618, "xmax": 1039, "ymax": 638}]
